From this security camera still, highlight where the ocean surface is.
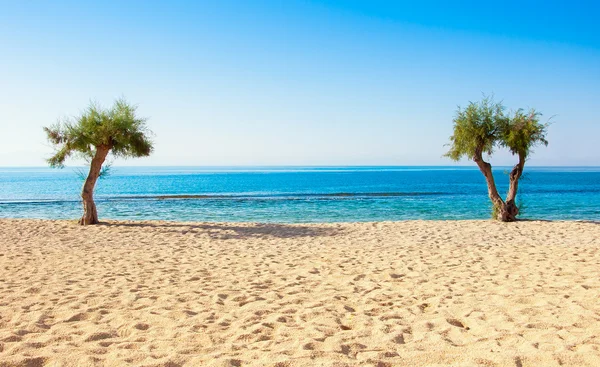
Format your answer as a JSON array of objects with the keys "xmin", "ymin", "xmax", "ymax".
[{"xmin": 0, "ymin": 166, "xmax": 599, "ymax": 222}]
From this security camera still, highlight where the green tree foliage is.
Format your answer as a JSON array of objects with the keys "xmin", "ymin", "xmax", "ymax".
[
  {"xmin": 45, "ymin": 99, "xmax": 153, "ymax": 167},
  {"xmin": 44, "ymin": 98, "xmax": 153, "ymax": 224},
  {"xmin": 445, "ymin": 97, "xmax": 549, "ymax": 221}
]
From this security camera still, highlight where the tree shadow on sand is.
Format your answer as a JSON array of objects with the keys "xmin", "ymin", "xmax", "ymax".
[
  {"xmin": 518, "ymin": 219, "xmax": 600, "ymax": 225},
  {"xmin": 99, "ymin": 221, "xmax": 344, "ymax": 240}
]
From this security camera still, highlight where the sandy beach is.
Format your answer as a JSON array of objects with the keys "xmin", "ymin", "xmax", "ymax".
[{"xmin": 0, "ymin": 219, "xmax": 599, "ymax": 366}]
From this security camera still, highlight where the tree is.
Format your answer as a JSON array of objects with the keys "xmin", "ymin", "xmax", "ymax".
[
  {"xmin": 44, "ymin": 98, "xmax": 153, "ymax": 225},
  {"xmin": 445, "ymin": 97, "xmax": 548, "ymax": 222}
]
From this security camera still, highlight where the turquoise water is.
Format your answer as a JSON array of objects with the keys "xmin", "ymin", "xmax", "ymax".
[{"xmin": 0, "ymin": 166, "xmax": 599, "ymax": 222}]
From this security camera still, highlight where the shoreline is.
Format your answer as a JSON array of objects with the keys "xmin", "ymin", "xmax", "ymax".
[
  {"xmin": 1, "ymin": 219, "xmax": 599, "ymax": 366},
  {"xmin": 1, "ymin": 217, "xmax": 599, "ymax": 225}
]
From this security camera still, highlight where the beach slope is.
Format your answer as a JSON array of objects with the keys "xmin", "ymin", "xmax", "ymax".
[{"xmin": 0, "ymin": 219, "xmax": 599, "ymax": 366}]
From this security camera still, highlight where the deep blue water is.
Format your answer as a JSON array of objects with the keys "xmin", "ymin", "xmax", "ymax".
[{"xmin": 0, "ymin": 166, "xmax": 599, "ymax": 222}]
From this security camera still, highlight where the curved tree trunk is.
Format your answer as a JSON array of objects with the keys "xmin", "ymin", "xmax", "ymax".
[
  {"xmin": 499, "ymin": 153, "xmax": 526, "ymax": 222},
  {"xmin": 473, "ymin": 147, "xmax": 526, "ymax": 222},
  {"xmin": 473, "ymin": 149, "xmax": 506, "ymax": 220},
  {"xmin": 80, "ymin": 146, "xmax": 110, "ymax": 225}
]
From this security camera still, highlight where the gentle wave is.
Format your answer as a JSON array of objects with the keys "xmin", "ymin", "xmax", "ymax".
[
  {"xmin": 130, "ymin": 192, "xmax": 452, "ymax": 200},
  {"xmin": 0, "ymin": 192, "xmax": 456, "ymax": 204},
  {"xmin": 4, "ymin": 187, "xmax": 600, "ymax": 204}
]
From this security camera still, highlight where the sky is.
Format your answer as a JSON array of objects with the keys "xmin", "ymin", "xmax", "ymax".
[{"xmin": 0, "ymin": 0, "xmax": 598, "ymax": 166}]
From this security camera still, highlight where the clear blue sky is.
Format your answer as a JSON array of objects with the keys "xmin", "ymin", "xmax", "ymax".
[{"xmin": 1, "ymin": 0, "xmax": 598, "ymax": 166}]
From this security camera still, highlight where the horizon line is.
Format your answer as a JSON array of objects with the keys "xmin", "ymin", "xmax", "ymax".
[{"xmin": 1, "ymin": 164, "xmax": 599, "ymax": 168}]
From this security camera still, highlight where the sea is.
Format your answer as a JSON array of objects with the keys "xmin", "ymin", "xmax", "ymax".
[{"xmin": 0, "ymin": 166, "xmax": 599, "ymax": 222}]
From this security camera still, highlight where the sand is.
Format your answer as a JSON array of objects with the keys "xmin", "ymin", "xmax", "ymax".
[{"xmin": 0, "ymin": 219, "xmax": 599, "ymax": 367}]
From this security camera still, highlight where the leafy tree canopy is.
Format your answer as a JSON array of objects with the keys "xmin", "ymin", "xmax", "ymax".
[
  {"xmin": 44, "ymin": 98, "xmax": 153, "ymax": 167},
  {"xmin": 445, "ymin": 97, "xmax": 548, "ymax": 162}
]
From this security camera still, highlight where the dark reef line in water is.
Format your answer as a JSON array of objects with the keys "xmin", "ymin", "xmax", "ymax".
[
  {"xmin": 0, "ymin": 192, "xmax": 454, "ymax": 205},
  {"xmin": 3, "ymin": 187, "xmax": 600, "ymax": 205},
  {"xmin": 146, "ymin": 192, "xmax": 449, "ymax": 200}
]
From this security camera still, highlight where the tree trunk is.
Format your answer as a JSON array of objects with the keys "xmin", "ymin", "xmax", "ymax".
[
  {"xmin": 496, "ymin": 201, "xmax": 519, "ymax": 222},
  {"xmin": 506, "ymin": 153, "xmax": 525, "ymax": 203},
  {"xmin": 501, "ymin": 153, "xmax": 526, "ymax": 222},
  {"xmin": 473, "ymin": 149, "xmax": 506, "ymax": 219},
  {"xmin": 79, "ymin": 146, "xmax": 110, "ymax": 225}
]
